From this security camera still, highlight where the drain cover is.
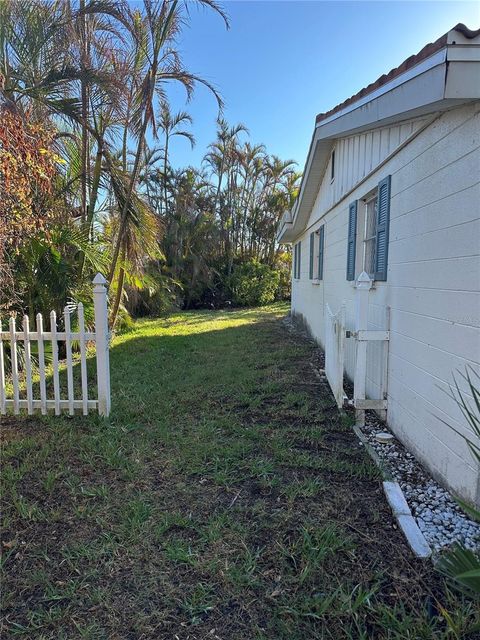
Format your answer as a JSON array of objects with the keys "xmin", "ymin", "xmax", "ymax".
[{"xmin": 375, "ymin": 432, "xmax": 395, "ymax": 444}]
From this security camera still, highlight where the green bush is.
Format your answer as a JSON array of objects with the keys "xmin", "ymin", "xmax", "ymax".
[
  {"xmin": 229, "ymin": 260, "xmax": 280, "ymax": 307},
  {"xmin": 274, "ymin": 250, "xmax": 292, "ymax": 300}
]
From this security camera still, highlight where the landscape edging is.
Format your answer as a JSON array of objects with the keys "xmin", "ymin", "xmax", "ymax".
[{"xmin": 353, "ymin": 425, "xmax": 432, "ymax": 559}]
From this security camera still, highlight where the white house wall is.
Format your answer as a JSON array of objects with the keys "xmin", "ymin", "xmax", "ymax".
[{"xmin": 291, "ymin": 103, "xmax": 480, "ymax": 505}]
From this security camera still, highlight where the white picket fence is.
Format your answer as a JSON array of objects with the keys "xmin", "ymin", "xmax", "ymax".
[
  {"xmin": 324, "ymin": 302, "xmax": 346, "ymax": 408},
  {"xmin": 0, "ymin": 274, "xmax": 111, "ymax": 417}
]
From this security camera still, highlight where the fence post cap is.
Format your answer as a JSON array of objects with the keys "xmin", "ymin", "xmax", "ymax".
[{"xmin": 93, "ymin": 273, "xmax": 107, "ymax": 286}]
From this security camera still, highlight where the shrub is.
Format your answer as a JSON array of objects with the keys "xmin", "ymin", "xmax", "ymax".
[{"xmin": 229, "ymin": 260, "xmax": 280, "ymax": 307}]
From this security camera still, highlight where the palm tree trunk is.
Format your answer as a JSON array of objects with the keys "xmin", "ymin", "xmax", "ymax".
[
  {"xmin": 110, "ymin": 264, "xmax": 126, "ymax": 330},
  {"xmin": 163, "ymin": 133, "xmax": 169, "ymax": 216},
  {"xmin": 78, "ymin": 137, "xmax": 103, "ymax": 277},
  {"xmin": 122, "ymin": 97, "xmax": 131, "ymax": 173},
  {"xmin": 109, "ymin": 103, "xmax": 150, "ymax": 283},
  {"xmin": 86, "ymin": 139, "xmax": 103, "ymax": 233},
  {"xmin": 80, "ymin": 0, "xmax": 88, "ymax": 223}
]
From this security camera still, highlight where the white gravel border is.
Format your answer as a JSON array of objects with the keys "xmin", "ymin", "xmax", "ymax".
[{"xmin": 359, "ymin": 414, "xmax": 480, "ymax": 554}]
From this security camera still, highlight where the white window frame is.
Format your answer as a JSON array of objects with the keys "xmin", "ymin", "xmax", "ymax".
[
  {"xmin": 311, "ymin": 227, "xmax": 324, "ymax": 284},
  {"xmin": 362, "ymin": 191, "xmax": 378, "ymax": 278},
  {"xmin": 293, "ymin": 242, "xmax": 301, "ymax": 280}
]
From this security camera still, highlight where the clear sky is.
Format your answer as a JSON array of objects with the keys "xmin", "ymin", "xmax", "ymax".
[{"xmin": 145, "ymin": 1, "xmax": 480, "ymax": 172}]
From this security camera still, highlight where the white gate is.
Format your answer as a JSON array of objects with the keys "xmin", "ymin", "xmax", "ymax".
[
  {"xmin": 0, "ymin": 274, "xmax": 111, "ymax": 417},
  {"xmin": 324, "ymin": 302, "xmax": 346, "ymax": 408},
  {"xmin": 349, "ymin": 271, "xmax": 390, "ymax": 425}
]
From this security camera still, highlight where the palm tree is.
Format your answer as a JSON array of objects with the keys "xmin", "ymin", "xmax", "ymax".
[
  {"xmin": 204, "ymin": 119, "xmax": 248, "ymax": 270},
  {"xmin": 108, "ymin": 163, "xmax": 162, "ymax": 328},
  {"xmin": 107, "ymin": 0, "xmax": 228, "ymax": 327},
  {"xmin": 108, "ymin": 0, "xmax": 228, "ymax": 286},
  {"xmin": 138, "ymin": 143, "xmax": 166, "ymax": 212},
  {"xmin": 157, "ymin": 101, "xmax": 195, "ymax": 215}
]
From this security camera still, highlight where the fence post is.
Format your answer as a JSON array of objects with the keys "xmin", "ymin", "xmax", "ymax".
[
  {"xmin": 93, "ymin": 274, "xmax": 111, "ymax": 417},
  {"xmin": 354, "ymin": 271, "xmax": 373, "ymax": 426}
]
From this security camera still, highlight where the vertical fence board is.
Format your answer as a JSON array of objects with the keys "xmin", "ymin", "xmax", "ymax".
[
  {"xmin": 93, "ymin": 274, "xmax": 111, "ymax": 417},
  {"xmin": 64, "ymin": 307, "xmax": 74, "ymax": 416},
  {"xmin": 354, "ymin": 272, "xmax": 372, "ymax": 426},
  {"xmin": 37, "ymin": 313, "xmax": 47, "ymax": 415},
  {"xmin": 0, "ymin": 319, "xmax": 5, "ymax": 414},
  {"xmin": 380, "ymin": 305, "xmax": 391, "ymax": 421},
  {"xmin": 9, "ymin": 317, "xmax": 20, "ymax": 414},
  {"xmin": 50, "ymin": 311, "xmax": 61, "ymax": 416},
  {"xmin": 23, "ymin": 315, "xmax": 34, "ymax": 415},
  {"xmin": 78, "ymin": 303, "xmax": 89, "ymax": 416},
  {"xmin": 324, "ymin": 303, "xmax": 346, "ymax": 408}
]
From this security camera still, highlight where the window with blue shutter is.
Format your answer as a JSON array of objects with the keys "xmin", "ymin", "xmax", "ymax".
[
  {"xmin": 318, "ymin": 225, "xmax": 325, "ymax": 280},
  {"xmin": 374, "ymin": 175, "xmax": 391, "ymax": 281},
  {"xmin": 346, "ymin": 201, "xmax": 357, "ymax": 281},
  {"xmin": 293, "ymin": 241, "xmax": 302, "ymax": 279},
  {"xmin": 309, "ymin": 232, "xmax": 314, "ymax": 279}
]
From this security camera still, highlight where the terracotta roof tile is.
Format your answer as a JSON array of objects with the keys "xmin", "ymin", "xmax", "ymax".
[{"xmin": 315, "ymin": 23, "xmax": 480, "ymax": 125}]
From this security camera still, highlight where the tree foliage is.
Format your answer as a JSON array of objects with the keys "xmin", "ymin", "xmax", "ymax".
[
  {"xmin": 1, "ymin": 0, "xmax": 298, "ymax": 325},
  {"xmin": 0, "ymin": 107, "xmax": 58, "ymax": 249}
]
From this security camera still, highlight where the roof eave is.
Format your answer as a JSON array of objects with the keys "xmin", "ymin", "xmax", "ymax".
[{"xmin": 280, "ymin": 36, "xmax": 480, "ymax": 243}]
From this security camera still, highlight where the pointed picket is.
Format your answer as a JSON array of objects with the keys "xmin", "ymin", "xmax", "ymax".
[
  {"xmin": 0, "ymin": 318, "xmax": 5, "ymax": 415},
  {"xmin": 37, "ymin": 313, "xmax": 47, "ymax": 415},
  {"xmin": 50, "ymin": 311, "xmax": 61, "ymax": 415},
  {"xmin": 9, "ymin": 317, "xmax": 19, "ymax": 414},
  {"xmin": 78, "ymin": 303, "xmax": 89, "ymax": 416},
  {"xmin": 64, "ymin": 306, "xmax": 74, "ymax": 415},
  {"xmin": 23, "ymin": 315, "xmax": 33, "ymax": 415}
]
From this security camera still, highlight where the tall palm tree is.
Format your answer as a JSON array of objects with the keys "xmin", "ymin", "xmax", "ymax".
[
  {"xmin": 107, "ymin": 1, "xmax": 228, "ymax": 328},
  {"xmin": 108, "ymin": 0, "xmax": 228, "ymax": 288},
  {"xmin": 108, "ymin": 163, "xmax": 162, "ymax": 327},
  {"xmin": 157, "ymin": 101, "xmax": 195, "ymax": 215}
]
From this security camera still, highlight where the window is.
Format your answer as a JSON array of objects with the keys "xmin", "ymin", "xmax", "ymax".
[
  {"xmin": 293, "ymin": 241, "xmax": 302, "ymax": 279},
  {"xmin": 362, "ymin": 193, "xmax": 378, "ymax": 277},
  {"xmin": 330, "ymin": 150, "xmax": 335, "ymax": 182},
  {"xmin": 309, "ymin": 226, "xmax": 325, "ymax": 281},
  {"xmin": 346, "ymin": 175, "xmax": 391, "ymax": 282}
]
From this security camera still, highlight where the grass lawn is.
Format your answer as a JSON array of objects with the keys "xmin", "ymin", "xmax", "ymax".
[{"xmin": 1, "ymin": 304, "xmax": 478, "ymax": 639}]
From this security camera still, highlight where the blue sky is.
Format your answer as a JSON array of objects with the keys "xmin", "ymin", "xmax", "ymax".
[{"xmin": 145, "ymin": 1, "xmax": 480, "ymax": 172}]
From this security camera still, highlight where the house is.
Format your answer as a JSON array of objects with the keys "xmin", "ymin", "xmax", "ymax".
[{"xmin": 278, "ymin": 24, "xmax": 480, "ymax": 506}]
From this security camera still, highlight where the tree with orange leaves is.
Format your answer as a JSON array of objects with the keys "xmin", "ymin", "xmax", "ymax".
[
  {"xmin": 0, "ymin": 105, "xmax": 61, "ymax": 308},
  {"xmin": 0, "ymin": 107, "xmax": 59, "ymax": 250}
]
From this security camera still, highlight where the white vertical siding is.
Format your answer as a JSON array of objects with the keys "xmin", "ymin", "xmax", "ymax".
[
  {"xmin": 312, "ymin": 117, "xmax": 428, "ymax": 217},
  {"xmin": 291, "ymin": 103, "xmax": 480, "ymax": 505}
]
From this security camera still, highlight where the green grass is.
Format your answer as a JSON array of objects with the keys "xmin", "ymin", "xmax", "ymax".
[{"xmin": 1, "ymin": 304, "xmax": 478, "ymax": 639}]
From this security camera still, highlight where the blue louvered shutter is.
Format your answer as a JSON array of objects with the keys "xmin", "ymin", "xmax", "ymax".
[
  {"xmin": 297, "ymin": 241, "xmax": 302, "ymax": 278},
  {"xmin": 318, "ymin": 225, "xmax": 325, "ymax": 280},
  {"xmin": 346, "ymin": 201, "xmax": 357, "ymax": 281},
  {"xmin": 293, "ymin": 244, "xmax": 297, "ymax": 279},
  {"xmin": 309, "ymin": 233, "xmax": 314, "ymax": 279},
  {"xmin": 374, "ymin": 175, "xmax": 391, "ymax": 281}
]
